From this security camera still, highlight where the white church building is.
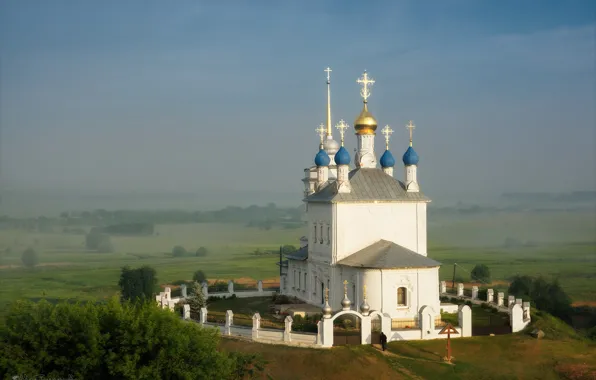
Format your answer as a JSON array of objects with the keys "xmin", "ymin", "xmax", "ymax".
[{"xmin": 280, "ymin": 69, "xmax": 442, "ymax": 328}]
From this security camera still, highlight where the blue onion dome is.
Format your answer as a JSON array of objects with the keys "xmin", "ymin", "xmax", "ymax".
[
  {"xmin": 314, "ymin": 148, "xmax": 330, "ymax": 166},
  {"xmin": 334, "ymin": 146, "xmax": 351, "ymax": 166},
  {"xmin": 380, "ymin": 149, "xmax": 395, "ymax": 168},
  {"xmin": 402, "ymin": 146, "xmax": 419, "ymax": 166}
]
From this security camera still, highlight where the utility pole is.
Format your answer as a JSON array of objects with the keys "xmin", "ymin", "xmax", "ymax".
[{"xmin": 452, "ymin": 263, "xmax": 457, "ymax": 291}]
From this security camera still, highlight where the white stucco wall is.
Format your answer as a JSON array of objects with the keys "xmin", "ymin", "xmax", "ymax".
[{"xmin": 334, "ymin": 202, "xmax": 427, "ymax": 262}]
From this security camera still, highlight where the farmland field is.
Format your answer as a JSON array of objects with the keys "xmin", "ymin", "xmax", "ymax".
[{"xmin": 0, "ymin": 210, "xmax": 594, "ymax": 317}]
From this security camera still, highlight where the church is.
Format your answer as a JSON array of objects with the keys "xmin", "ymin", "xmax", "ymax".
[{"xmin": 279, "ymin": 68, "xmax": 442, "ymax": 327}]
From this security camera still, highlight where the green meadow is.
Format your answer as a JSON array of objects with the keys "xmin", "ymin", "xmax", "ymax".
[{"xmin": 0, "ymin": 210, "xmax": 594, "ymax": 318}]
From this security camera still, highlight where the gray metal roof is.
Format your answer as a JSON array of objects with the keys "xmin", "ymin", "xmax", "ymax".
[
  {"xmin": 305, "ymin": 168, "xmax": 430, "ymax": 203},
  {"xmin": 337, "ymin": 239, "xmax": 441, "ymax": 269},
  {"xmin": 284, "ymin": 245, "xmax": 308, "ymax": 261}
]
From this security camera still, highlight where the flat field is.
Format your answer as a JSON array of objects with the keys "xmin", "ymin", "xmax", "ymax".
[{"xmin": 0, "ymin": 210, "xmax": 594, "ymax": 316}]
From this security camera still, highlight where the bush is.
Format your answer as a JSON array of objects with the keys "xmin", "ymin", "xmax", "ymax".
[
  {"xmin": 0, "ymin": 298, "xmax": 262, "ymax": 379},
  {"xmin": 187, "ymin": 282, "xmax": 206, "ymax": 315},
  {"xmin": 471, "ymin": 264, "xmax": 491, "ymax": 283},
  {"xmin": 508, "ymin": 275, "xmax": 572, "ymax": 321},
  {"xmin": 172, "ymin": 245, "xmax": 187, "ymax": 257},
  {"xmin": 21, "ymin": 248, "xmax": 39, "ymax": 268},
  {"xmin": 193, "ymin": 270, "xmax": 207, "ymax": 283},
  {"xmin": 118, "ymin": 266, "xmax": 157, "ymax": 302},
  {"xmin": 195, "ymin": 247, "xmax": 209, "ymax": 257},
  {"xmin": 85, "ymin": 229, "xmax": 113, "ymax": 251}
]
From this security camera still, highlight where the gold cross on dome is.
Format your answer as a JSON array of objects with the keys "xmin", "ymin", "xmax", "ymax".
[
  {"xmin": 335, "ymin": 119, "xmax": 350, "ymax": 146},
  {"xmin": 343, "ymin": 280, "xmax": 348, "ymax": 296},
  {"xmin": 381, "ymin": 125, "xmax": 394, "ymax": 149},
  {"xmin": 356, "ymin": 70, "xmax": 375, "ymax": 102},
  {"xmin": 363, "ymin": 284, "xmax": 367, "ymax": 299},
  {"xmin": 315, "ymin": 123, "xmax": 326, "ymax": 144},
  {"xmin": 325, "ymin": 287, "xmax": 329, "ymax": 302},
  {"xmin": 406, "ymin": 120, "xmax": 415, "ymax": 146}
]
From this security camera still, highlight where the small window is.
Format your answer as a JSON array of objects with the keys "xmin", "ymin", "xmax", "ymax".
[
  {"xmin": 298, "ymin": 271, "xmax": 301, "ymax": 289},
  {"xmin": 397, "ymin": 287, "xmax": 407, "ymax": 307},
  {"xmin": 319, "ymin": 225, "xmax": 323, "ymax": 243},
  {"xmin": 314, "ymin": 224, "xmax": 317, "ymax": 244},
  {"xmin": 304, "ymin": 273, "xmax": 307, "ymax": 291},
  {"xmin": 327, "ymin": 225, "xmax": 331, "ymax": 245}
]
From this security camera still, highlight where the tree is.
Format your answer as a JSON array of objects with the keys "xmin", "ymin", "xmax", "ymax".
[
  {"xmin": 196, "ymin": 246, "xmax": 209, "ymax": 257},
  {"xmin": 172, "ymin": 245, "xmax": 187, "ymax": 257},
  {"xmin": 193, "ymin": 270, "xmax": 207, "ymax": 283},
  {"xmin": 187, "ymin": 281, "xmax": 206, "ymax": 315},
  {"xmin": 118, "ymin": 266, "xmax": 157, "ymax": 302},
  {"xmin": 21, "ymin": 248, "xmax": 39, "ymax": 268},
  {"xmin": 471, "ymin": 264, "xmax": 491, "ymax": 283},
  {"xmin": 508, "ymin": 275, "xmax": 572, "ymax": 321},
  {"xmin": 0, "ymin": 298, "xmax": 262, "ymax": 379},
  {"xmin": 86, "ymin": 229, "xmax": 114, "ymax": 253}
]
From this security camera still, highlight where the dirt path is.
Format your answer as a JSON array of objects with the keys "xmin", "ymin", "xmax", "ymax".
[{"xmin": 371, "ymin": 344, "xmax": 442, "ymax": 380}]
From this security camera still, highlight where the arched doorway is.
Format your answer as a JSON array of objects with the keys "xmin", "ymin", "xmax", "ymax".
[
  {"xmin": 371, "ymin": 314, "xmax": 382, "ymax": 344},
  {"xmin": 333, "ymin": 313, "xmax": 362, "ymax": 346}
]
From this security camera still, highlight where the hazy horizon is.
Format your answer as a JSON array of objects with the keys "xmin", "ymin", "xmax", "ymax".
[{"xmin": 1, "ymin": 1, "xmax": 595, "ymax": 216}]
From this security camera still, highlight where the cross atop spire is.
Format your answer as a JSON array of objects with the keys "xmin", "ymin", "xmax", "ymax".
[
  {"xmin": 363, "ymin": 284, "xmax": 367, "ymax": 299},
  {"xmin": 357, "ymin": 70, "xmax": 375, "ymax": 103},
  {"xmin": 324, "ymin": 67, "xmax": 333, "ymax": 137},
  {"xmin": 325, "ymin": 287, "xmax": 329, "ymax": 302},
  {"xmin": 382, "ymin": 125, "xmax": 394, "ymax": 150},
  {"xmin": 335, "ymin": 119, "xmax": 350, "ymax": 146},
  {"xmin": 316, "ymin": 123, "xmax": 326, "ymax": 145},
  {"xmin": 406, "ymin": 120, "xmax": 416, "ymax": 147},
  {"xmin": 343, "ymin": 280, "xmax": 348, "ymax": 297}
]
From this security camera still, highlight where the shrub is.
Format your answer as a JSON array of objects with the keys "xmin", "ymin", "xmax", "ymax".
[
  {"xmin": 118, "ymin": 266, "xmax": 157, "ymax": 302},
  {"xmin": 172, "ymin": 245, "xmax": 187, "ymax": 257},
  {"xmin": 21, "ymin": 248, "xmax": 39, "ymax": 268},
  {"xmin": 0, "ymin": 298, "xmax": 262, "ymax": 379},
  {"xmin": 195, "ymin": 247, "xmax": 209, "ymax": 257},
  {"xmin": 193, "ymin": 270, "xmax": 207, "ymax": 283},
  {"xmin": 508, "ymin": 275, "xmax": 572, "ymax": 321},
  {"xmin": 187, "ymin": 282, "xmax": 206, "ymax": 315},
  {"xmin": 471, "ymin": 264, "xmax": 491, "ymax": 283}
]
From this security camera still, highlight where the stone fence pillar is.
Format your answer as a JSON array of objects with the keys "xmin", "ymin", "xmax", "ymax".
[
  {"xmin": 257, "ymin": 280, "xmax": 263, "ymax": 292},
  {"xmin": 252, "ymin": 313, "xmax": 261, "ymax": 339},
  {"xmin": 225, "ymin": 310, "xmax": 234, "ymax": 336},
  {"xmin": 522, "ymin": 302, "xmax": 531, "ymax": 321},
  {"xmin": 320, "ymin": 318, "xmax": 334, "ymax": 347},
  {"xmin": 497, "ymin": 292, "xmax": 504, "ymax": 307},
  {"xmin": 181, "ymin": 284, "xmax": 187, "ymax": 298},
  {"xmin": 167, "ymin": 300, "xmax": 176, "ymax": 311},
  {"xmin": 183, "ymin": 304, "xmax": 190, "ymax": 320},
  {"xmin": 228, "ymin": 280, "xmax": 234, "ymax": 294},
  {"xmin": 440, "ymin": 281, "xmax": 447, "ymax": 294},
  {"xmin": 202, "ymin": 281, "xmax": 208, "ymax": 298},
  {"xmin": 316, "ymin": 321, "xmax": 322, "ymax": 345},
  {"xmin": 487, "ymin": 289, "xmax": 494, "ymax": 303},
  {"xmin": 200, "ymin": 307, "xmax": 207, "ymax": 324},
  {"xmin": 164, "ymin": 287, "xmax": 171, "ymax": 300},
  {"xmin": 457, "ymin": 283, "xmax": 464, "ymax": 297},
  {"xmin": 471, "ymin": 286, "xmax": 478, "ymax": 300},
  {"xmin": 284, "ymin": 316, "xmax": 293, "ymax": 342},
  {"xmin": 458, "ymin": 305, "xmax": 472, "ymax": 337},
  {"xmin": 510, "ymin": 304, "xmax": 524, "ymax": 332},
  {"xmin": 515, "ymin": 298, "xmax": 522, "ymax": 306},
  {"xmin": 508, "ymin": 295, "xmax": 515, "ymax": 307}
]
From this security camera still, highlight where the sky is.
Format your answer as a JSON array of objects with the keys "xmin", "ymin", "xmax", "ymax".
[{"xmin": 1, "ymin": 0, "xmax": 595, "ymax": 210}]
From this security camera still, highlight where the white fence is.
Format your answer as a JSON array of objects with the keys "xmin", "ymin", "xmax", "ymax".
[{"xmin": 439, "ymin": 281, "xmax": 532, "ymax": 332}]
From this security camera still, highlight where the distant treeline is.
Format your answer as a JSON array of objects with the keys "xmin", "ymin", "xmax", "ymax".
[
  {"xmin": 501, "ymin": 191, "xmax": 596, "ymax": 203},
  {"xmin": 0, "ymin": 203, "xmax": 304, "ymax": 231}
]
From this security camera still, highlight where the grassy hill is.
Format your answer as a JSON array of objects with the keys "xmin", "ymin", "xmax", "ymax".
[{"xmin": 219, "ymin": 312, "xmax": 596, "ymax": 379}]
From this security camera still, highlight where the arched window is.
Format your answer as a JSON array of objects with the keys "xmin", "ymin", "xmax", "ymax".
[
  {"xmin": 319, "ymin": 224, "xmax": 323, "ymax": 243},
  {"xmin": 327, "ymin": 225, "xmax": 331, "ymax": 245},
  {"xmin": 397, "ymin": 287, "xmax": 407, "ymax": 307},
  {"xmin": 313, "ymin": 224, "xmax": 317, "ymax": 243}
]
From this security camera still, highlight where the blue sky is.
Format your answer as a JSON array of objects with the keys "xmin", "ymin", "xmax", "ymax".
[{"xmin": 1, "ymin": 0, "xmax": 595, "ymax": 208}]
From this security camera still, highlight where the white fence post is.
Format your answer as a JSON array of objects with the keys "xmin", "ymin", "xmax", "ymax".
[
  {"xmin": 181, "ymin": 284, "xmax": 187, "ymax": 298},
  {"xmin": 225, "ymin": 310, "xmax": 234, "ymax": 336},
  {"xmin": 257, "ymin": 280, "xmax": 263, "ymax": 293},
  {"xmin": 458, "ymin": 305, "xmax": 472, "ymax": 337},
  {"xmin": 497, "ymin": 292, "xmax": 504, "ymax": 307},
  {"xmin": 508, "ymin": 295, "xmax": 515, "ymax": 307},
  {"xmin": 487, "ymin": 289, "xmax": 494, "ymax": 303},
  {"xmin": 457, "ymin": 283, "xmax": 464, "ymax": 297},
  {"xmin": 202, "ymin": 281, "xmax": 208, "ymax": 298},
  {"xmin": 200, "ymin": 307, "xmax": 207, "ymax": 324},
  {"xmin": 183, "ymin": 304, "xmax": 190, "ymax": 320},
  {"xmin": 522, "ymin": 302, "xmax": 531, "ymax": 321},
  {"xmin": 471, "ymin": 286, "xmax": 478, "ymax": 300},
  {"xmin": 361, "ymin": 315, "xmax": 372, "ymax": 344},
  {"xmin": 510, "ymin": 304, "xmax": 524, "ymax": 332},
  {"xmin": 228, "ymin": 280, "xmax": 234, "ymax": 295},
  {"xmin": 164, "ymin": 287, "xmax": 171, "ymax": 300},
  {"xmin": 440, "ymin": 281, "xmax": 447, "ymax": 294},
  {"xmin": 284, "ymin": 316, "xmax": 293, "ymax": 342},
  {"xmin": 252, "ymin": 312, "xmax": 261, "ymax": 339},
  {"xmin": 316, "ymin": 321, "xmax": 322, "ymax": 345},
  {"xmin": 320, "ymin": 318, "xmax": 334, "ymax": 347}
]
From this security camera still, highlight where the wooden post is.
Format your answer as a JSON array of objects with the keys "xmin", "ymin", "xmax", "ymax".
[
  {"xmin": 438, "ymin": 323, "xmax": 459, "ymax": 363},
  {"xmin": 452, "ymin": 264, "xmax": 456, "ymax": 291}
]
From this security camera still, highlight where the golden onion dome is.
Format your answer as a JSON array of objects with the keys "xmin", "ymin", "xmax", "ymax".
[{"xmin": 354, "ymin": 103, "xmax": 377, "ymax": 135}]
